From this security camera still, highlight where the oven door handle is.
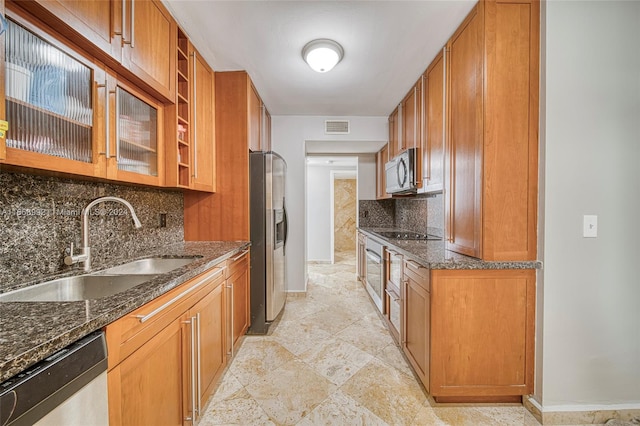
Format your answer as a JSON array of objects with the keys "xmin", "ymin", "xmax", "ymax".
[
  {"xmin": 365, "ymin": 249, "xmax": 382, "ymax": 264},
  {"xmin": 385, "ymin": 287, "xmax": 400, "ymax": 302}
]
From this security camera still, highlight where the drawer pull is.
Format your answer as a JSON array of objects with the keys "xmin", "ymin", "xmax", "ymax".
[
  {"xmin": 405, "ymin": 260, "xmax": 423, "ymax": 271},
  {"xmin": 134, "ymin": 268, "xmax": 225, "ymax": 323},
  {"xmin": 231, "ymin": 250, "xmax": 249, "ymax": 262}
]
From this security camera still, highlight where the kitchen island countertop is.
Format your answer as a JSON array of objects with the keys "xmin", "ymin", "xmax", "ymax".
[
  {"xmin": 359, "ymin": 228, "xmax": 541, "ymax": 270},
  {"xmin": 0, "ymin": 241, "xmax": 249, "ymax": 382}
]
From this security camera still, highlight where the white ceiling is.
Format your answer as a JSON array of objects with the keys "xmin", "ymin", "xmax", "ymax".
[{"xmin": 163, "ymin": 0, "xmax": 476, "ymax": 117}]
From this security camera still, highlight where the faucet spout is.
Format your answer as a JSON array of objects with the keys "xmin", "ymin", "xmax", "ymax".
[{"xmin": 64, "ymin": 196, "xmax": 142, "ymax": 271}]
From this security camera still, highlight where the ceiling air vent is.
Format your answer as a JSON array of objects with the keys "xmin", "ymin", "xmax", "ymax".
[{"xmin": 325, "ymin": 120, "xmax": 350, "ymax": 135}]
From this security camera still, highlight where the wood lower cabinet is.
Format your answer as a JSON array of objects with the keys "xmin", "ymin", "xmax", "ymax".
[
  {"xmin": 225, "ymin": 250, "xmax": 250, "ymax": 357},
  {"xmin": 430, "ymin": 269, "xmax": 536, "ymax": 401},
  {"xmin": 398, "ymin": 257, "xmax": 535, "ymax": 402},
  {"xmin": 106, "ymin": 262, "xmax": 242, "ymax": 425},
  {"xmin": 402, "ymin": 259, "xmax": 430, "ymax": 392},
  {"xmin": 445, "ymin": 0, "xmax": 539, "ymax": 261},
  {"xmin": 108, "ymin": 316, "xmax": 188, "ymax": 426}
]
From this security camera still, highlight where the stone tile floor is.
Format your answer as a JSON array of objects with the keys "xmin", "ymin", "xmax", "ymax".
[{"xmin": 199, "ymin": 251, "xmax": 546, "ymax": 425}]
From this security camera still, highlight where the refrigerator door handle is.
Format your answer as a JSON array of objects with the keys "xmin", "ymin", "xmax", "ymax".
[{"xmin": 283, "ymin": 204, "xmax": 288, "ymax": 255}]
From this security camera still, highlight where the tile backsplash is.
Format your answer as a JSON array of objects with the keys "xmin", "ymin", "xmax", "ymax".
[
  {"xmin": 0, "ymin": 171, "xmax": 184, "ymax": 291},
  {"xmin": 358, "ymin": 193, "xmax": 444, "ymax": 236}
]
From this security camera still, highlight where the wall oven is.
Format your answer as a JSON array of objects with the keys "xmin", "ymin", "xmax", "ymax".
[{"xmin": 364, "ymin": 238, "xmax": 385, "ymax": 313}]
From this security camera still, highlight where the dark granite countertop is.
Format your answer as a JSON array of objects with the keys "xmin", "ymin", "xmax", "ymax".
[
  {"xmin": 359, "ymin": 227, "xmax": 541, "ymax": 270},
  {"xmin": 0, "ymin": 241, "xmax": 249, "ymax": 382}
]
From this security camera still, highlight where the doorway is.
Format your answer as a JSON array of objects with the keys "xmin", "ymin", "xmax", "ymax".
[{"xmin": 330, "ymin": 172, "xmax": 357, "ymax": 264}]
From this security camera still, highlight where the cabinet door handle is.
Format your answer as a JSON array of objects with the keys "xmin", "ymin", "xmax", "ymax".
[
  {"xmin": 196, "ymin": 312, "xmax": 201, "ymax": 416},
  {"xmin": 190, "ymin": 315, "xmax": 197, "ymax": 420},
  {"xmin": 405, "ymin": 260, "xmax": 423, "ymax": 271},
  {"xmin": 226, "ymin": 282, "xmax": 234, "ymax": 357},
  {"xmin": 97, "ymin": 80, "xmax": 110, "ymax": 158},
  {"xmin": 133, "ymin": 268, "xmax": 224, "ymax": 323},
  {"xmin": 123, "ymin": 0, "xmax": 135, "ymax": 47},
  {"xmin": 231, "ymin": 250, "xmax": 249, "ymax": 262},
  {"xmin": 191, "ymin": 51, "xmax": 198, "ymax": 179},
  {"xmin": 114, "ymin": 88, "xmax": 120, "ymax": 162}
]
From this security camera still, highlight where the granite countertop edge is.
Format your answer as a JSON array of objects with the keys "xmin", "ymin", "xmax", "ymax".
[
  {"xmin": 0, "ymin": 240, "xmax": 250, "ymax": 382},
  {"xmin": 358, "ymin": 228, "xmax": 541, "ymax": 270}
]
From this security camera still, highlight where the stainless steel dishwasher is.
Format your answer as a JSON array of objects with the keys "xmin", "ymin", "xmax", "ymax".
[{"xmin": 0, "ymin": 331, "xmax": 108, "ymax": 426}]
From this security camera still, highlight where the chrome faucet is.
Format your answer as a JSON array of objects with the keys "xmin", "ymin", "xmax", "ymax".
[{"xmin": 64, "ymin": 196, "xmax": 142, "ymax": 271}]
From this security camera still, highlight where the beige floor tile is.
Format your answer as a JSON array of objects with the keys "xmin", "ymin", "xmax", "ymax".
[
  {"xmin": 303, "ymin": 305, "xmax": 360, "ymax": 334},
  {"xmin": 200, "ymin": 387, "xmax": 275, "ymax": 426},
  {"xmin": 376, "ymin": 343, "xmax": 415, "ymax": 378},
  {"xmin": 335, "ymin": 318, "xmax": 396, "ymax": 356},
  {"xmin": 245, "ymin": 358, "xmax": 338, "ymax": 425},
  {"xmin": 270, "ymin": 317, "xmax": 333, "ymax": 356},
  {"xmin": 299, "ymin": 336, "xmax": 374, "ymax": 386},
  {"xmin": 411, "ymin": 405, "xmax": 450, "ymax": 425},
  {"xmin": 228, "ymin": 337, "xmax": 295, "ymax": 386},
  {"xmin": 207, "ymin": 372, "xmax": 244, "ymax": 404},
  {"xmin": 431, "ymin": 406, "xmax": 528, "ymax": 426},
  {"xmin": 279, "ymin": 297, "xmax": 328, "ymax": 322},
  {"xmin": 341, "ymin": 358, "xmax": 427, "ymax": 425},
  {"xmin": 297, "ymin": 390, "xmax": 388, "ymax": 426}
]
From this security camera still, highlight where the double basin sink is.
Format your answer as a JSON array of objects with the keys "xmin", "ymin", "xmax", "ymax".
[{"xmin": 0, "ymin": 257, "xmax": 198, "ymax": 303}]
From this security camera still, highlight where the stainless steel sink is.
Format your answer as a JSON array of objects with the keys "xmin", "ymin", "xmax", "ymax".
[
  {"xmin": 0, "ymin": 274, "xmax": 157, "ymax": 302},
  {"xmin": 96, "ymin": 257, "xmax": 198, "ymax": 275}
]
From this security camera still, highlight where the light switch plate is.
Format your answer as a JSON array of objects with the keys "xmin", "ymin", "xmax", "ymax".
[{"xmin": 583, "ymin": 215, "xmax": 598, "ymax": 238}]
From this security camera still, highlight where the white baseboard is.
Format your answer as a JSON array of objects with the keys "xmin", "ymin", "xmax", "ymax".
[{"xmin": 524, "ymin": 395, "xmax": 640, "ymax": 425}]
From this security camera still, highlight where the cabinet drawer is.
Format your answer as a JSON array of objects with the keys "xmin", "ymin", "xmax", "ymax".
[
  {"xmin": 105, "ymin": 266, "xmax": 225, "ymax": 369},
  {"xmin": 403, "ymin": 259, "xmax": 430, "ymax": 292},
  {"xmin": 225, "ymin": 250, "xmax": 250, "ymax": 279}
]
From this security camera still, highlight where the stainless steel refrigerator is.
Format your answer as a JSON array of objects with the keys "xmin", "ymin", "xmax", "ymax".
[{"xmin": 248, "ymin": 151, "xmax": 288, "ymax": 334}]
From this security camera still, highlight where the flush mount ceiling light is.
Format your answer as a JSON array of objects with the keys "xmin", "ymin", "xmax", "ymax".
[{"xmin": 302, "ymin": 39, "xmax": 344, "ymax": 73}]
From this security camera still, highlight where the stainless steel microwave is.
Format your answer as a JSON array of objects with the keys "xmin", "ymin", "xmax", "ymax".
[{"xmin": 385, "ymin": 148, "xmax": 418, "ymax": 194}]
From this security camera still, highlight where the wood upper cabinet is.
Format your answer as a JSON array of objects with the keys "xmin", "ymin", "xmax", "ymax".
[
  {"xmin": 262, "ymin": 107, "xmax": 272, "ymax": 152},
  {"xmin": 402, "ymin": 259, "xmax": 430, "ymax": 392},
  {"xmin": 388, "ymin": 107, "xmax": 399, "ymax": 158},
  {"xmin": 0, "ymin": 0, "xmax": 5, "ymax": 161},
  {"xmin": 10, "ymin": 0, "xmax": 121, "ymax": 62},
  {"xmin": 445, "ymin": 0, "xmax": 539, "ymax": 261},
  {"xmin": 423, "ymin": 50, "xmax": 445, "ymax": 193},
  {"xmin": 2, "ymin": 8, "xmax": 108, "ymax": 178},
  {"xmin": 184, "ymin": 71, "xmax": 268, "ymax": 241},
  {"xmin": 248, "ymin": 83, "xmax": 263, "ymax": 152},
  {"xmin": 9, "ymin": 0, "xmax": 177, "ymax": 102},
  {"xmin": 401, "ymin": 78, "xmax": 422, "ymax": 153},
  {"xmin": 375, "ymin": 144, "xmax": 391, "ymax": 200},
  {"xmin": 430, "ymin": 269, "xmax": 535, "ymax": 401},
  {"xmin": 121, "ymin": 0, "xmax": 176, "ymax": 101},
  {"xmin": 190, "ymin": 45, "xmax": 216, "ymax": 192}
]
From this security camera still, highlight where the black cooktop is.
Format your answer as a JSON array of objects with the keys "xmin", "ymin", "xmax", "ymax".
[{"xmin": 374, "ymin": 231, "xmax": 442, "ymax": 241}]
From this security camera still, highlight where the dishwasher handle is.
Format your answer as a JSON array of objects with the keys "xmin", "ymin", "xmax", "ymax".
[{"xmin": 365, "ymin": 249, "xmax": 382, "ymax": 264}]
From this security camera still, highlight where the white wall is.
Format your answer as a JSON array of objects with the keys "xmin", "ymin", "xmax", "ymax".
[
  {"xmin": 540, "ymin": 0, "xmax": 640, "ymax": 411},
  {"xmin": 306, "ymin": 164, "xmax": 356, "ymax": 262},
  {"xmin": 271, "ymin": 116, "xmax": 387, "ymax": 292},
  {"xmin": 358, "ymin": 154, "xmax": 377, "ymax": 200}
]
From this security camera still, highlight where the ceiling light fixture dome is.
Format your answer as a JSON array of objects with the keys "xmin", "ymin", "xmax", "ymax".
[{"xmin": 302, "ymin": 39, "xmax": 344, "ymax": 73}]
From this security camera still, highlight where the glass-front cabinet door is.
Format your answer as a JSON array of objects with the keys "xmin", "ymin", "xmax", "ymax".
[
  {"xmin": 106, "ymin": 79, "xmax": 164, "ymax": 186},
  {"xmin": 2, "ymin": 14, "xmax": 106, "ymax": 177}
]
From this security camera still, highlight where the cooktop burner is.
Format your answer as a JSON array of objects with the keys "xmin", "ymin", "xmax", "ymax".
[{"xmin": 374, "ymin": 231, "xmax": 442, "ymax": 241}]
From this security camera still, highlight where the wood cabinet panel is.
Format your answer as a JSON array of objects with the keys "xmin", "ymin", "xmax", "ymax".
[
  {"xmin": 12, "ymin": 0, "xmax": 121, "ymax": 62},
  {"xmin": 445, "ymin": 0, "xmax": 539, "ymax": 261},
  {"xmin": 248, "ymin": 84, "xmax": 262, "ymax": 152},
  {"xmin": 375, "ymin": 144, "xmax": 391, "ymax": 200},
  {"xmin": 446, "ymin": 3, "xmax": 484, "ymax": 258},
  {"xmin": 191, "ymin": 49, "xmax": 216, "ymax": 192},
  {"xmin": 388, "ymin": 107, "xmax": 399, "ymax": 158},
  {"xmin": 430, "ymin": 269, "xmax": 535, "ymax": 398},
  {"xmin": 402, "ymin": 259, "xmax": 430, "ymax": 392},
  {"xmin": 108, "ymin": 316, "xmax": 187, "ymax": 426},
  {"xmin": 424, "ymin": 51, "xmax": 445, "ymax": 192},
  {"xmin": 121, "ymin": 0, "xmax": 176, "ymax": 101},
  {"xmin": 482, "ymin": 0, "xmax": 539, "ymax": 260}
]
